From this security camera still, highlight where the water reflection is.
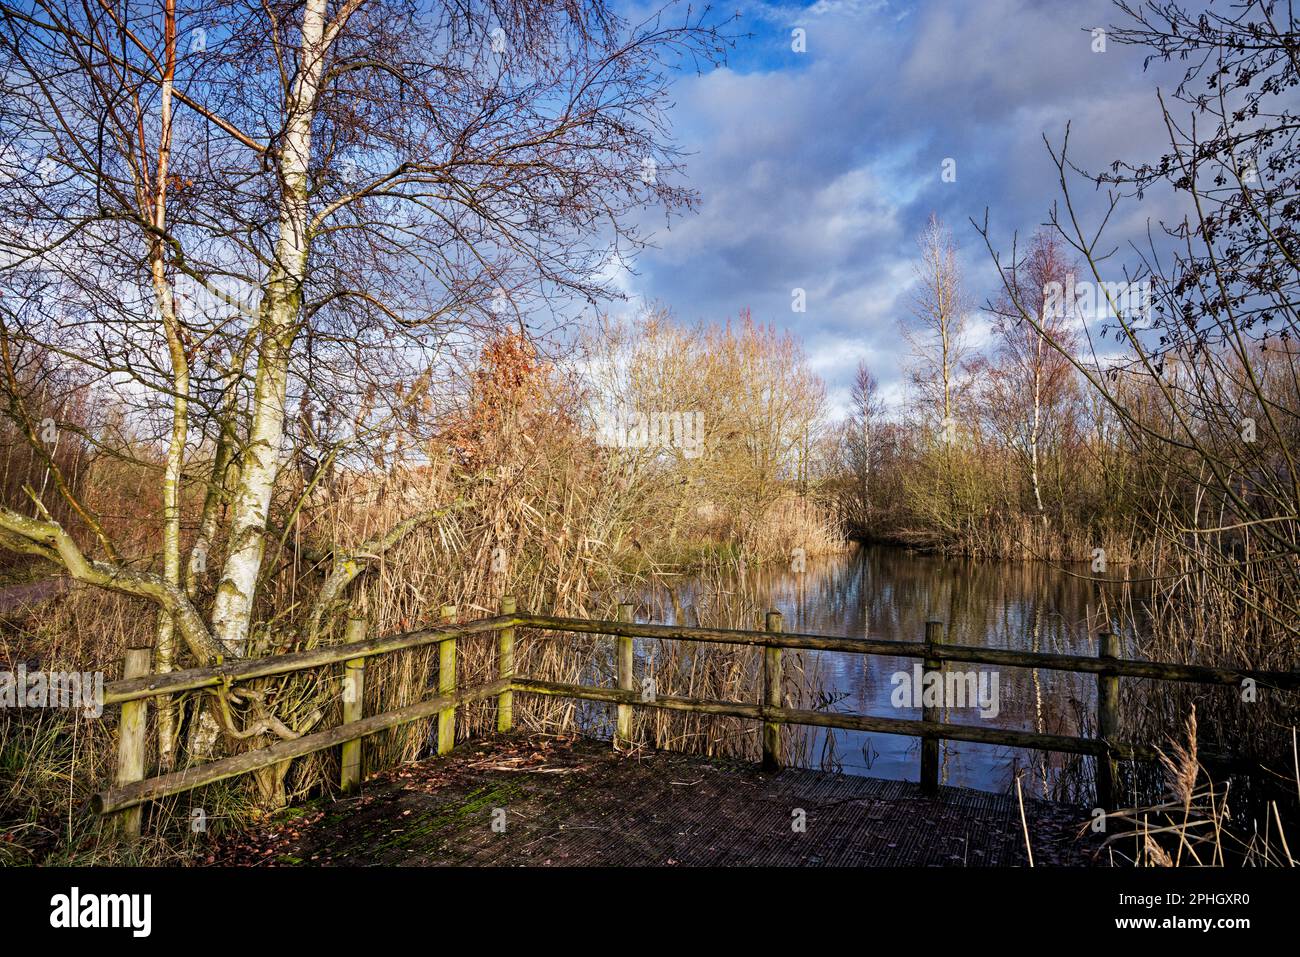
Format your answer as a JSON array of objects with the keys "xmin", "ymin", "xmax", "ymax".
[{"xmin": 643, "ymin": 545, "xmax": 1146, "ymax": 799}]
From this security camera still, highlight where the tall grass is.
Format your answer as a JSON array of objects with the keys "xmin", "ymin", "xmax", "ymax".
[
  {"xmin": 1097, "ymin": 708, "xmax": 1296, "ymax": 867},
  {"xmin": 1, "ymin": 366, "xmax": 844, "ymax": 861},
  {"xmin": 1104, "ymin": 525, "xmax": 1300, "ymax": 819},
  {"xmin": 0, "ymin": 589, "xmax": 261, "ymax": 863}
]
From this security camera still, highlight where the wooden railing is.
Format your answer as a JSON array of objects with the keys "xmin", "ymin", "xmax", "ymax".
[{"xmin": 94, "ymin": 598, "xmax": 1300, "ymax": 838}]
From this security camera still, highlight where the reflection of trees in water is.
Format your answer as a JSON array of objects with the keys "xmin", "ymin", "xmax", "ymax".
[{"xmin": 641, "ymin": 544, "xmax": 1150, "ymax": 798}]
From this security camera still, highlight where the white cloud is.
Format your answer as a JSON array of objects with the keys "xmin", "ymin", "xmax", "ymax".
[{"xmin": 619, "ymin": 0, "xmax": 1195, "ymax": 418}]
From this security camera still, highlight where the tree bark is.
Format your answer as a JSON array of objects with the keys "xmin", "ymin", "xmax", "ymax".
[{"xmin": 210, "ymin": 0, "xmax": 330, "ymax": 656}]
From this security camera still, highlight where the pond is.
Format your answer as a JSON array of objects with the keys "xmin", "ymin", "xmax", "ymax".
[{"xmin": 640, "ymin": 544, "xmax": 1148, "ymax": 800}]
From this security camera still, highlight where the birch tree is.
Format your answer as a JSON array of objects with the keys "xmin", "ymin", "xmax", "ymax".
[
  {"xmin": 984, "ymin": 230, "xmax": 1080, "ymax": 520},
  {"xmin": 902, "ymin": 214, "xmax": 970, "ymax": 529},
  {"xmin": 905, "ymin": 214, "xmax": 970, "ymax": 441},
  {"xmin": 976, "ymin": 0, "xmax": 1299, "ymax": 761},
  {"xmin": 0, "ymin": 0, "xmax": 728, "ymax": 758}
]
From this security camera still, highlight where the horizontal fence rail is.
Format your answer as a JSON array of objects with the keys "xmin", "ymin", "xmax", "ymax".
[
  {"xmin": 93, "ymin": 681, "xmax": 509, "ymax": 815},
  {"xmin": 511, "ymin": 678, "xmax": 1118, "ymax": 757},
  {"xmin": 518, "ymin": 613, "xmax": 1300, "ymax": 691},
  {"xmin": 92, "ymin": 599, "xmax": 1300, "ymax": 837},
  {"xmin": 102, "ymin": 614, "xmax": 524, "ymax": 706}
]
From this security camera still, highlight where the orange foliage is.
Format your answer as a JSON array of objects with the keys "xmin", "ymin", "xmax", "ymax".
[{"xmin": 442, "ymin": 331, "xmax": 570, "ymax": 467}]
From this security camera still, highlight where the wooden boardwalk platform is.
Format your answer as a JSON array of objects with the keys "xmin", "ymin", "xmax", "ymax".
[{"xmin": 213, "ymin": 734, "xmax": 1104, "ymax": 866}]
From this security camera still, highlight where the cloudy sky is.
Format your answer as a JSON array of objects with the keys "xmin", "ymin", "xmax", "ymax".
[{"xmin": 605, "ymin": 0, "xmax": 1192, "ymax": 417}]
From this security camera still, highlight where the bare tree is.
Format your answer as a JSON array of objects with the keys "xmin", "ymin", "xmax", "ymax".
[
  {"xmin": 983, "ymin": 230, "xmax": 1080, "ymax": 520},
  {"xmin": 904, "ymin": 213, "xmax": 970, "ymax": 440},
  {"xmin": 0, "ymin": 0, "xmax": 729, "ymax": 758},
  {"xmin": 976, "ymin": 0, "xmax": 1299, "ymax": 759},
  {"xmin": 844, "ymin": 360, "xmax": 883, "ymax": 526},
  {"xmin": 590, "ymin": 307, "xmax": 830, "ymax": 558}
]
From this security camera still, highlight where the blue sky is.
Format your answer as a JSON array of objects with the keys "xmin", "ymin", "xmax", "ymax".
[{"xmin": 606, "ymin": 0, "xmax": 1191, "ymax": 417}]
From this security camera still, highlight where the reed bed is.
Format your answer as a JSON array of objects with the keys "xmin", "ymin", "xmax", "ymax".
[
  {"xmin": 1093, "ymin": 708, "xmax": 1297, "ymax": 867},
  {"xmin": 1, "ymin": 387, "xmax": 847, "ymax": 863}
]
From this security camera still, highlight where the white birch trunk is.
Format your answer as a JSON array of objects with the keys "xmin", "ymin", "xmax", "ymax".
[
  {"xmin": 152, "ymin": 4, "xmax": 183, "ymax": 769},
  {"xmin": 209, "ymin": 0, "xmax": 330, "ymax": 657},
  {"xmin": 1030, "ymin": 337, "xmax": 1046, "ymax": 521}
]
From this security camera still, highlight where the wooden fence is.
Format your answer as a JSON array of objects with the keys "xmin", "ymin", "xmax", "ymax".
[{"xmin": 93, "ymin": 597, "xmax": 1300, "ymax": 838}]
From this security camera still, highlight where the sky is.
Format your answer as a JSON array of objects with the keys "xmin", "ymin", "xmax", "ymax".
[{"xmin": 604, "ymin": 0, "xmax": 1193, "ymax": 418}]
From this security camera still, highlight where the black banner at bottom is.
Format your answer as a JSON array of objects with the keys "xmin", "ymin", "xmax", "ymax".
[{"xmin": 0, "ymin": 865, "xmax": 1284, "ymax": 943}]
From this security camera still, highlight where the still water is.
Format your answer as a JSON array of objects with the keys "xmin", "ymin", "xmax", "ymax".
[{"xmin": 642, "ymin": 544, "xmax": 1146, "ymax": 799}]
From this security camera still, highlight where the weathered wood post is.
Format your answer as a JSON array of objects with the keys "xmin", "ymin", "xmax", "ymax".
[
  {"xmin": 615, "ymin": 602, "xmax": 634, "ymax": 749},
  {"xmin": 762, "ymin": 610, "xmax": 783, "ymax": 772},
  {"xmin": 113, "ymin": 647, "xmax": 152, "ymax": 840},
  {"xmin": 340, "ymin": 617, "xmax": 367, "ymax": 792},
  {"xmin": 438, "ymin": 604, "xmax": 457, "ymax": 755},
  {"xmin": 497, "ymin": 595, "xmax": 516, "ymax": 733},
  {"xmin": 920, "ymin": 620, "xmax": 944, "ymax": 795},
  {"xmin": 1096, "ymin": 631, "xmax": 1121, "ymax": 809}
]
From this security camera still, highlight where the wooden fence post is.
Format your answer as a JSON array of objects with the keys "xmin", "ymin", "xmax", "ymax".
[
  {"xmin": 438, "ymin": 605, "xmax": 457, "ymax": 755},
  {"xmin": 340, "ymin": 617, "xmax": 367, "ymax": 792},
  {"xmin": 114, "ymin": 647, "xmax": 151, "ymax": 841},
  {"xmin": 762, "ymin": 611, "xmax": 783, "ymax": 772},
  {"xmin": 1096, "ymin": 631, "xmax": 1121, "ymax": 809},
  {"xmin": 497, "ymin": 595, "xmax": 516, "ymax": 733},
  {"xmin": 920, "ymin": 620, "xmax": 944, "ymax": 795},
  {"xmin": 615, "ymin": 602, "xmax": 634, "ymax": 749}
]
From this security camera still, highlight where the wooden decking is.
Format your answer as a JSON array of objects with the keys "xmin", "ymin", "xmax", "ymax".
[{"xmin": 212, "ymin": 734, "xmax": 1104, "ymax": 866}]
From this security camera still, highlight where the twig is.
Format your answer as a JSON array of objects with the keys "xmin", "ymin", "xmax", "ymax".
[{"xmin": 1015, "ymin": 774, "xmax": 1034, "ymax": 867}]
